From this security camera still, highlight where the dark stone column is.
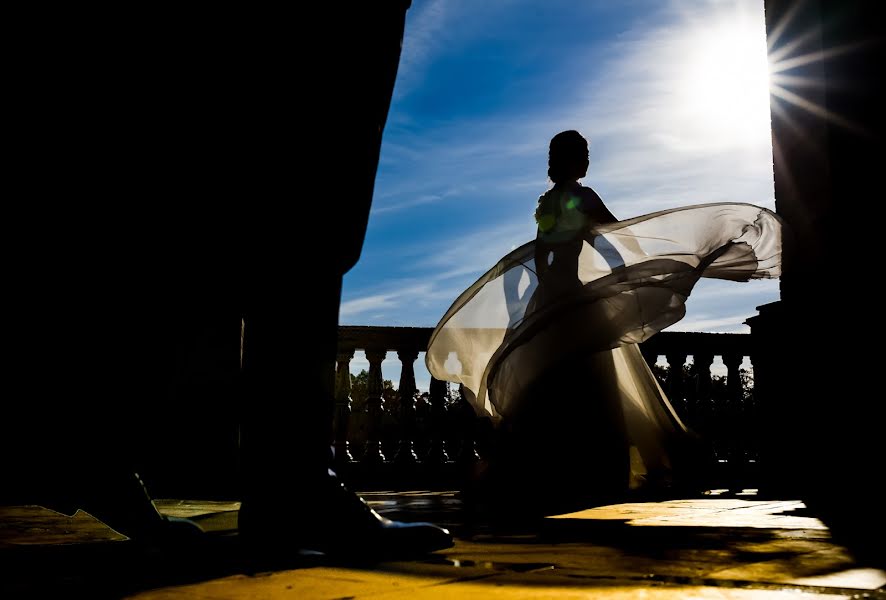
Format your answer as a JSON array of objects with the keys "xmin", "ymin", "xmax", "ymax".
[
  {"xmin": 393, "ymin": 349, "xmax": 419, "ymax": 464},
  {"xmin": 361, "ymin": 349, "xmax": 387, "ymax": 465},
  {"xmin": 424, "ymin": 377, "xmax": 451, "ymax": 465},
  {"xmin": 455, "ymin": 386, "xmax": 481, "ymax": 466},
  {"xmin": 333, "ymin": 349, "xmax": 355, "ymax": 465},
  {"xmin": 694, "ymin": 353, "xmax": 714, "ymax": 405},
  {"xmin": 723, "ymin": 354, "xmax": 743, "ymax": 410},
  {"xmin": 640, "ymin": 344, "xmax": 658, "ymax": 369},
  {"xmin": 722, "ymin": 353, "xmax": 745, "ymax": 476},
  {"xmin": 758, "ymin": 0, "xmax": 886, "ymax": 565},
  {"xmin": 694, "ymin": 352, "xmax": 714, "ymax": 437},
  {"xmin": 666, "ymin": 352, "xmax": 688, "ymax": 418}
]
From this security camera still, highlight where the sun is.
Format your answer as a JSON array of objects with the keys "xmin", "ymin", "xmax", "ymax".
[
  {"xmin": 667, "ymin": 0, "xmax": 861, "ymax": 150},
  {"xmin": 676, "ymin": 13, "xmax": 772, "ymax": 142}
]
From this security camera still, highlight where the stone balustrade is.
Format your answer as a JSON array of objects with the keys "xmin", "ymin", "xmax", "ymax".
[{"xmin": 337, "ymin": 326, "xmax": 757, "ymax": 490}]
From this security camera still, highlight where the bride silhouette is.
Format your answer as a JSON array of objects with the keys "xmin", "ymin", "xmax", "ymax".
[{"xmin": 426, "ymin": 130, "xmax": 783, "ymax": 514}]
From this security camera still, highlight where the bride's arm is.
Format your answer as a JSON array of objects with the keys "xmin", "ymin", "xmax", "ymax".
[
  {"xmin": 580, "ymin": 187, "xmax": 645, "ymax": 255},
  {"xmin": 579, "ymin": 187, "xmax": 617, "ymax": 224}
]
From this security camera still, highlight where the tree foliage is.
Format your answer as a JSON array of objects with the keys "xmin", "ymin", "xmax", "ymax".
[{"xmin": 349, "ymin": 369, "xmax": 395, "ymax": 407}]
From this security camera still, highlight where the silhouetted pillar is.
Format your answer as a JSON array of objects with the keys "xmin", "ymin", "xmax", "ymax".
[
  {"xmin": 695, "ymin": 353, "xmax": 713, "ymax": 400},
  {"xmin": 333, "ymin": 349, "xmax": 355, "ymax": 464},
  {"xmin": 362, "ymin": 349, "xmax": 387, "ymax": 464},
  {"xmin": 722, "ymin": 353, "xmax": 744, "ymax": 465},
  {"xmin": 457, "ymin": 439, "xmax": 481, "ymax": 466},
  {"xmin": 695, "ymin": 352, "xmax": 714, "ymax": 430},
  {"xmin": 455, "ymin": 385, "xmax": 481, "ymax": 465},
  {"xmin": 393, "ymin": 349, "xmax": 419, "ymax": 464},
  {"xmin": 755, "ymin": 0, "xmax": 886, "ymax": 564},
  {"xmin": 723, "ymin": 354, "xmax": 743, "ymax": 411},
  {"xmin": 640, "ymin": 344, "xmax": 658, "ymax": 368},
  {"xmin": 424, "ymin": 377, "xmax": 451, "ymax": 465},
  {"xmin": 666, "ymin": 352, "xmax": 687, "ymax": 416}
]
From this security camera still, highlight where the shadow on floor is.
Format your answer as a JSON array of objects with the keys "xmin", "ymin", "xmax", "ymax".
[{"xmin": 1, "ymin": 492, "xmax": 883, "ymax": 599}]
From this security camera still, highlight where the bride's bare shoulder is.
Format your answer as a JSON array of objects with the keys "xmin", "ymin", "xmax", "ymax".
[
  {"xmin": 578, "ymin": 185, "xmax": 617, "ymax": 222},
  {"xmin": 578, "ymin": 185, "xmax": 603, "ymax": 201}
]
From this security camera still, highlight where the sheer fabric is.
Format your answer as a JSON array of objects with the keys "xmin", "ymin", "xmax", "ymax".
[{"xmin": 425, "ymin": 203, "xmax": 782, "ymax": 492}]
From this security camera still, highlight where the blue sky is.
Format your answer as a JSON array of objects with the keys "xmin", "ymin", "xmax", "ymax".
[{"xmin": 342, "ymin": 0, "xmax": 778, "ymax": 389}]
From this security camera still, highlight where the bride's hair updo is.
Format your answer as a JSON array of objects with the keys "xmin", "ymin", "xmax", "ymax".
[{"xmin": 548, "ymin": 130, "xmax": 589, "ymax": 184}]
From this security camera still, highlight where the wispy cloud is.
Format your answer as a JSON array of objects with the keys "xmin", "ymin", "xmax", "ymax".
[
  {"xmin": 414, "ymin": 221, "xmax": 533, "ymax": 272},
  {"xmin": 393, "ymin": 0, "xmax": 452, "ymax": 100},
  {"xmin": 394, "ymin": 0, "xmax": 526, "ymax": 102},
  {"xmin": 689, "ymin": 278, "xmax": 780, "ymax": 303},
  {"xmin": 371, "ymin": 184, "xmax": 479, "ymax": 215},
  {"xmin": 371, "ymin": 193, "xmax": 444, "ymax": 215},
  {"xmin": 340, "ymin": 282, "xmax": 435, "ymax": 320},
  {"xmin": 346, "ymin": 0, "xmax": 779, "ymax": 330},
  {"xmin": 672, "ymin": 277, "xmax": 779, "ymax": 332},
  {"xmin": 554, "ymin": 3, "xmax": 774, "ymax": 216},
  {"xmin": 379, "ymin": 1, "xmax": 774, "ymax": 219},
  {"xmin": 341, "ymin": 220, "xmax": 535, "ymax": 325}
]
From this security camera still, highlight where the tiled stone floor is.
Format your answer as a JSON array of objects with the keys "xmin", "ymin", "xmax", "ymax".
[{"xmin": 1, "ymin": 491, "xmax": 884, "ymax": 598}]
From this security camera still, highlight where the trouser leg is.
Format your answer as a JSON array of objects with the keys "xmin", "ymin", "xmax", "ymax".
[{"xmin": 239, "ymin": 272, "xmax": 341, "ymax": 506}]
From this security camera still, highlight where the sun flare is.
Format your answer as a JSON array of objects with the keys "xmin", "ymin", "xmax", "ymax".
[
  {"xmin": 667, "ymin": 0, "xmax": 863, "ymax": 151},
  {"xmin": 671, "ymin": 3, "xmax": 770, "ymax": 143},
  {"xmin": 677, "ymin": 18, "xmax": 772, "ymax": 141}
]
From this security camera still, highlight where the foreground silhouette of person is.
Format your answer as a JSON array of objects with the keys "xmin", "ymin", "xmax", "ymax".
[
  {"xmin": 426, "ymin": 130, "xmax": 782, "ymax": 515},
  {"xmin": 2, "ymin": 2, "xmax": 451, "ymax": 557}
]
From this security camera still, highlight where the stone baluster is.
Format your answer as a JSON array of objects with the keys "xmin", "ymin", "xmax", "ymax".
[
  {"xmin": 695, "ymin": 352, "xmax": 714, "ymax": 416},
  {"xmin": 640, "ymin": 345, "xmax": 658, "ymax": 368},
  {"xmin": 333, "ymin": 348, "xmax": 355, "ymax": 465},
  {"xmin": 393, "ymin": 348, "xmax": 419, "ymax": 464},
  {"xmin": 457, "ymin": 437, "xmax": 481, "ymax": 465},
  {"xmin": 641, "ymin": 345, "xmax": 666, "ymax": 387},
  {"xmin": 694, "ymin": 352, "xmax": 715, "ymax": 456},
  {"xmin": 361, "ymin": 349, "xmax": 387, "ymax": 464},
  {"xmin": 424, "ymin": 377, "xmax": 451, "ymax": 465},
  {"xmin": 723, "ymin": 353, "xmax": 744, "ymax": 412},
  {"xmin": 666, "ymin": 352, "xmax": 688, "ymax": 418},
  {"xmin": 744, "ymin": 355, "xmax": 759, "ymax": 467},
  {"xmin": 723, "ymin": 352, "xmax": 744, "ymax": 465},
  {"xmin": 695, "ymin": 353, "xmax": 714, "ymax": 400},
  {"xmin": 455, "ymin": 385, "xmax": 481, "ymax": 465},
  {"xmin": 743, "ymin": 354, "xmax": 757, "ymax": 414}
]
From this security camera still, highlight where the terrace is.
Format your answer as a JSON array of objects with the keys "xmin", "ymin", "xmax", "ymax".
[
  {"xmin": 2, "ymin": 323, "xmax": 883, "ymax": 598},
  {"xmin": 2, "ymin": 486, "xmax": 883, "ymax": 598},
  {"xmin": 3, "ymin": 0, "xmax": 884, "ymax": 596}
]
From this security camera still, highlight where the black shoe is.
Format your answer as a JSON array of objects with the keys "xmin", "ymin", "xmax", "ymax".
[
  {"xmin": 238, "ymin": 478, "xmax": 453, "ymax": 559},
  {"xmin": 46, "ymin": 471, "xmax": 205, "ymax": 546}
]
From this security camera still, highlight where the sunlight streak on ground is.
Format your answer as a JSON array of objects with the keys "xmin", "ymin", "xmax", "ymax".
[{"xmin": 548, "ymin": 499, "xmax": 828, "ymax": 530}]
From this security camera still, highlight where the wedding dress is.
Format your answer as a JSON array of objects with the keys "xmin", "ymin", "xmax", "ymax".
[{"xmin": 425, "ymin": 196, "xmax": 782, "ymax": 507}]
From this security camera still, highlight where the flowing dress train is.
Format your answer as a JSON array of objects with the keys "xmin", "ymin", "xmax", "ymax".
[{"xmin": 425, "ymin": 203, "xmax": 782, "ymax": 507}]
